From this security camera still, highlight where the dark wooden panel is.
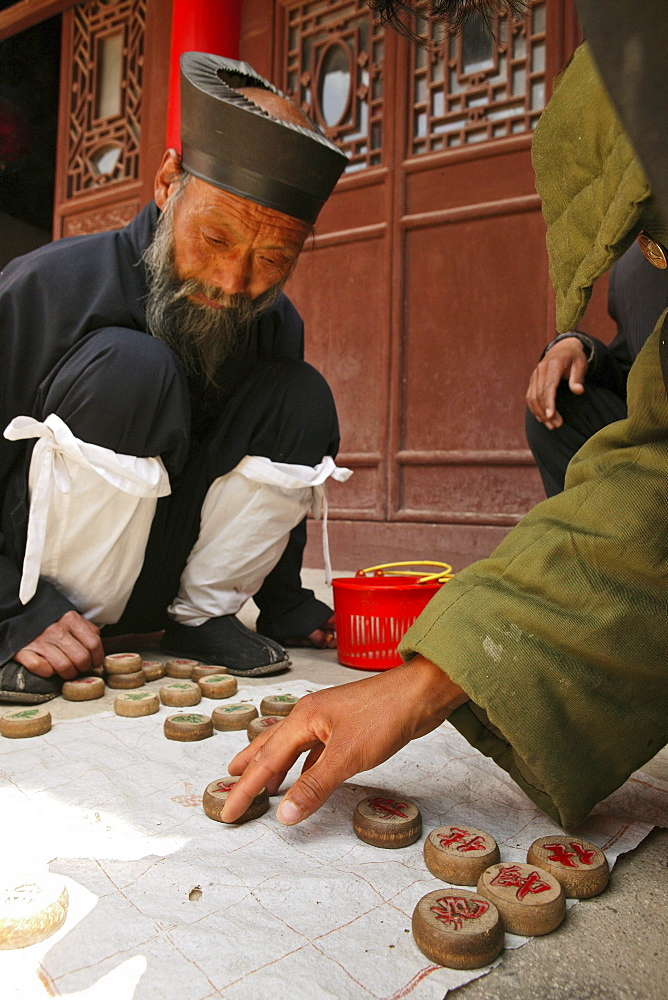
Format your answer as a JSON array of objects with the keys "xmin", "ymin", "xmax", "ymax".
[
  {"xmin": 141, "ymin": 0, "xmax": 173, "ymax": 189},
  {"xmin": 578, "ymin": 271, "xmax": 616, "ymax": 343},
  {"xmin": 285, "ymin": 232, "xmax": 392, "ymax": 517},
  {"xmin": 399, "ymin": 462, "xmax": 544, "ymax": 522},
  {"xmin": 326, "ymin": 464, "xmax": 381, "ymax": 517},
  {"xmin": 316, "ymin": 172, "xmax": 388, "ymax": 235},
  {"xmin": 62, "ymin": 198, "xmax": 140, "ymax": 236},
  {"xmin": 400, "ymin": 207, "xmax": 550, "ymax": 454},
  {"xmin": 249, "ymin": 0, "xmax": 584, "ymax": 574},
  {"xmin": 0, "ymin": 0, "xmax": 74, "ymax": 39},
  {"xmin": 404, "ymin": 139, "xmax": 536, "ymax": 217},
  {"xmin": 53, "ymin": 0, "xmax": 171, "ymax": 238}
]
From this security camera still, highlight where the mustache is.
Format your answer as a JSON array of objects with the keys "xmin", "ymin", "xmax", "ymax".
[{"xmin": 171, "ymin": 279, "xmax": 253, "ymax": 312}]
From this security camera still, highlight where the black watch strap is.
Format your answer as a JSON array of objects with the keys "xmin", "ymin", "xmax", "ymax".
[{"xmin": 542, "ymin": 331, "xmax": 595, "ymax": 363}]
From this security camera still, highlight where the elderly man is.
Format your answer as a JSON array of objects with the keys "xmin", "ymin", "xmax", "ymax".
[
  {"xmin": 223, "ymin": 4, "xmax": 668, "ymax": 831},
  {"xmin": 0, "ymin": 54, "xmax": 348, "ymax": 702}
]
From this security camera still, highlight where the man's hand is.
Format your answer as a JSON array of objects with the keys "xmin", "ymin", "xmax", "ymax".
[
  {"xmin": 221, "ymin": 655, "xmax": 468, "ymax": 826},
  {"xmin": 526, "ymin": 337, "xmax": 588, "ymax": 429},
  {"xmin": 14, "ymin": 610, "xmax": 104, "ymax": 680}
]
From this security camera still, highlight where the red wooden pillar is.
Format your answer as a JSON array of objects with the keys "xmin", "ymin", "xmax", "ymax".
[{"xmin": 166, "ymin": 0, "xmax": 242, "ymax": 150}]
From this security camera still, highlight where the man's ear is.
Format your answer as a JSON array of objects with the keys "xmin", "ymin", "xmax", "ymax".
[{"xmin": 154, "ymin": 149, "xmax": 182, "ymax": 209}]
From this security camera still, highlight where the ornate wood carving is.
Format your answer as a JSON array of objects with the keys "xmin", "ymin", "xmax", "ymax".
[
  {"xmin": 62, "ymin": 199, "xmax": 140, "ymax": 236},
  {"xmin": 411, "ymin": 0, "xmax": 547, "ymax": 154},
  {"xmin": 65, "ymin": 0, "xmax": 146, "ymax": 198},
  {"xmin": 282, "ymin": 0, "xmax": 384, "ymax": 172}
]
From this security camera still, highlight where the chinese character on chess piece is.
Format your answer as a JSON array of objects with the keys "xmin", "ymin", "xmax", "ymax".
[
  {"xmin": 477, "ymin": 862, "xmax": 566, "ymax": 936},
  {"xmin": 353, "ymin": 794, "xmax": 422, "ymax": 849},
  {"xmin": 424, "ymin": 824, "xmax": 500, "ymax": 885},
  {"xmin": 412, "ymin": 888, "xmax": 504, "ymax": 969},
  {"xmin": 527, "ymin": 836, "xmax": 610, "ymax": 898}
]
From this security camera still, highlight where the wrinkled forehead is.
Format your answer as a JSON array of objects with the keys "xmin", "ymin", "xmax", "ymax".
[{"xmin": 174, "ymin": 171, "xmax": 312, "ymax": 248}]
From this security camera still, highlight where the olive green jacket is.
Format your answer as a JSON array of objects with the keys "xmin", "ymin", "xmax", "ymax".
[
  {"xmin": 400, "ymin": 43, "xmax": 668, "ymax": 829},
  {"xmin": 401, "ymin": 316, "xmax": 668, "ymax": 828}
]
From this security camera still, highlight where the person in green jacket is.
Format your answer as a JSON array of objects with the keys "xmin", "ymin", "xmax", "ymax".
[{"xmin": 222, "ymin": 19, "xmax": 668, "ymax": 832}]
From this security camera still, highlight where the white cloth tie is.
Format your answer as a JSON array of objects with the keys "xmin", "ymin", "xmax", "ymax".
[
  {"xmin": 236, "ymin": 455, "xmax": 352, "ymax": 586},
  {"xmin": 4, "ymin": 413, "xmax": 170, "ymax": 609},
  {"xmin": 168, "ymin": 455, "xmax": 352, "ymax": 624}
]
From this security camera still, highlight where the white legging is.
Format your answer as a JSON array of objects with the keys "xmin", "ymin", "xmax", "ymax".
[
  {"xmin": 4, "ymin": 414, "xmax": 351, "ymax": 626},
  {"xmin": 168, "ymin": 455, "xmax": 351, "ymax": 624}
]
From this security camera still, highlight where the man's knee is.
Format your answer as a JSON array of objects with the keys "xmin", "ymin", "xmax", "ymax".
[
  {"xmin": 525, "ymin": 382, "xmax": 626, "ymax": 497},
  {"xmin": 37, "ymin": 328, "xmax": 190, "ymax": 468},
  {"xmin": 249, "ymin": 360, "xmax": 339, "ymax": 465},
  {"xmin": 274, "ymin": 360, "xmax": 336, "ymax": 426}
]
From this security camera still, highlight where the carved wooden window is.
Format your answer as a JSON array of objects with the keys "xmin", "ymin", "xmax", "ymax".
[
  {"xmin": 411, "ymin": 0, "xmax": 547, "ymax": 154},
  {"xmin": 65, "ymin": 0, "xmax": 146, "ymax": 198},
  {"xmin": 283, "ymin": 0, "xmax": 384, "ymax": 172}
]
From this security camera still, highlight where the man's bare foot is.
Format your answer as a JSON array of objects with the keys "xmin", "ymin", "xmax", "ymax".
[{"xmin": 283, "ymin": 614, "xmax": 336, "ymax": 649}]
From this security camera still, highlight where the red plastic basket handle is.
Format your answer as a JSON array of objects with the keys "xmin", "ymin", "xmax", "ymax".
[{"xmin": 356, "ymin": 560, "xmax": 454, "ymax": 584}]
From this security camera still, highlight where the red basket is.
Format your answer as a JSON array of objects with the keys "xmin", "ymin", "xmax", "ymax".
[{"xmin": 332, "ymin": 562, "xmax": 453, "ymax": 670}]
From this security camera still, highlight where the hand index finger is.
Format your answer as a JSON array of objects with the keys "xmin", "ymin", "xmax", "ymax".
[
  {"xmin": 65, "ymin": 614, "xmax": 104, "ymax": 667},
  {"xmin": 275, "ymin": 740, "xmax": 359, "ymax": 825},
  {"xmin": 222, "ymin": 722, "xmax": 321, "ymax": 823},
  {"xmin": 540, "ymin": 356, "xmax": 569, "ymax": 419},
  {"xmin": 568, "ymin": 354, "xmax": 588, "ymax": 394}
]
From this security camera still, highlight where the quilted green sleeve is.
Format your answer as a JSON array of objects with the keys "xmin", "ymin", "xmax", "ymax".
[
  {"xmin": 400, "ymin": 317, "xmax": 668, "ymax": 829},
  {"xmin": 532, "ymin": 43, "xmax": 651, "ymax": 333}
]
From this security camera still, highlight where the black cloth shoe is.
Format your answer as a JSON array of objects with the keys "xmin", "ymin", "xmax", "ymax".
[
  {"xmin": 160, "ymin": 616, "xmax": 290, "ymax": 677},
  {"xmin": 0, "ymin": 660, "xmax": 62, "ymax": 703}
]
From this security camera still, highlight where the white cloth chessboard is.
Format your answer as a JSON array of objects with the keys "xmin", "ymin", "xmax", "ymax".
[{"xmin": 0, "ymin": 679, "xmax": 666, "ymax": 1000}]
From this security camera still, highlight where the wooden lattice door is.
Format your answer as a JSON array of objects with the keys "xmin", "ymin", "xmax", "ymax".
[
  {"xmin": 257, "ymin": 0, "xmax": 398, "ymax": 541},
  {"xmin": 53, "ymin": 0, "xmax": 171, "ymax": 238},
  {"xmin": 244, "ymin": 1, "xmax": 598, "ymax": 571},
  {"xmin": 392, "ymin": 2, "xmax": 553, "ymax": 551}
]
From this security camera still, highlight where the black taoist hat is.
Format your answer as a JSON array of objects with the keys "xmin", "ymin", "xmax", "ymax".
[{"xmin": 179, "ymin": 53, "xmax": 347, "ymax": 225}]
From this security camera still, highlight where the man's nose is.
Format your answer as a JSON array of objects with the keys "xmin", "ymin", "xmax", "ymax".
[{"xmin": 212, "ymin": 250, "xmax": 252, "ymax": 296}]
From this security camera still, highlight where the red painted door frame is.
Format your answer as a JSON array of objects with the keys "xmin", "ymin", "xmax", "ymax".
[{"xmin": 166, "ymin": 0, "xmax": 242, "ymax": 150}]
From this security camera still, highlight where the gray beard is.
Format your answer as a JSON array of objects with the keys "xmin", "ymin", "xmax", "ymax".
[{"xmin": 143, "ymin": 203, "xmax": 285, "ymax": 384}]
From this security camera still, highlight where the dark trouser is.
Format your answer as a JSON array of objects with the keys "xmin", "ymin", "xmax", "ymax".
[
  {"xmin": 17, "ymin": 327, "xmax": 339, "ymax": 639},
  {"xmin": 525, "ymin": 381, "xmax": 627, "ymax": 497}
]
